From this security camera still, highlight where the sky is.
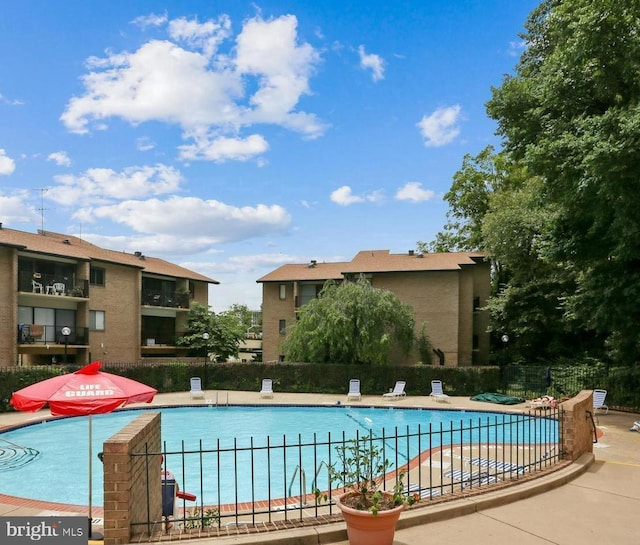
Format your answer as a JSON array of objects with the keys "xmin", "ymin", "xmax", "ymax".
[{"xmin": 0, "ymin": 0, "xmax": 539, "ymax": 311}]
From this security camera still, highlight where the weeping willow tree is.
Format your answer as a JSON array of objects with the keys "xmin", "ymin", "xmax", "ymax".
[{"xmin": 282, "ymin": 277, "xmax": 415, "ymax": 364}]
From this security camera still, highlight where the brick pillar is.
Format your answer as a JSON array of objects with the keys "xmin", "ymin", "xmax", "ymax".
[
  {"xmin": 561, "ymin": 390, "xmax": 594, "ymax": 461},
  {"xmin": 102, "ymin": 412, "xmax": 162, "ymax": 545}
]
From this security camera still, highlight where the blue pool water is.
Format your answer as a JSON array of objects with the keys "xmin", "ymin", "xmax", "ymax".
[{"xmin": 0, "ymin": 405, "xmax": 557, "ymax": 506}]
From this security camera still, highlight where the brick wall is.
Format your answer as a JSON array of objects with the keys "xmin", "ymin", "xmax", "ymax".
[
  {"xmin": 102, "ymin": 412, "xmax": 161, "ymax": 545},
  {"xmin": 561, "ymin": 390, "xmax": 594, "ymax": 461},
  {"xmin": 0, "ymin": 247, "xmax": 17, "ymax": 366}
]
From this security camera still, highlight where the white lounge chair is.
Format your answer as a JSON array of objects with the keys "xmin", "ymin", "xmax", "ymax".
[
  {"xmin": 260, "ymin": 378, "xmax": 274, "ymax": 398},
  {"xmin": 593, "ymin": 389, "xmax": 608, "ymax": 414},
  {"xmin": 347, "ymin": 379, "xmax": 361, "ymax": 401},
  {"xmin": 383, "ymin": 381, "xmax": 406, "ymax": 399},
  {"xmin": 189, "ymin": 377, "xmax": 205, "ymax": 399},
  {"xmin": 429, "ymin": 380, "xmax": 450, "ymax": 403}
]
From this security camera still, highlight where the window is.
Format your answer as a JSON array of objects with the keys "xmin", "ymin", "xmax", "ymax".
[
  {"xmin": 279, "ymin": 284, "xmax": 286, "ymax": 300},
  {"xmin": 90, "ymin": 266, "xmax": 105, "ymax": 286},
  {"xmin": 90, "ymin": 310, "xmax": 105, "ymax": 331},
  {"xmin": 299, "ymin": 284, "xmax": 322, "ymax": 306},
  {"xmin": 473, "ymin": 296, "xmax": 481, "ymax": 311},
  {"xmin": 279, "ymin": 319, "xmax": 286, "ymax": 335}
]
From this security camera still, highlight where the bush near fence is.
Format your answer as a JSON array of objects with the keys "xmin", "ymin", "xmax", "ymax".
[{"xmin": 1, "ymin": 362, "xmax": 639, "ymax": 413}]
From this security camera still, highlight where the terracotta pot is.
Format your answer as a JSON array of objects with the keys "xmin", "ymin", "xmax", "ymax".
[{"xmin": 335, "ymin": 492, "xmax": 404, "ymax": 545}]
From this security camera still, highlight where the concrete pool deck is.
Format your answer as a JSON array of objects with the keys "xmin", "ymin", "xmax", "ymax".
[{"xmin": 1, "ymin": 390, "xmax": 639, "ymax": 544}]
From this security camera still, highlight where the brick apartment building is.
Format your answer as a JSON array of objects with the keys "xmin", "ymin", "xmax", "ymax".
[
  {"xmin": 0, "ymin": 225, "xmax": 217, "ymax": 367},
  {"xmin": 258, "ymin": 249, "xmax": 491, "ymax": 366}
]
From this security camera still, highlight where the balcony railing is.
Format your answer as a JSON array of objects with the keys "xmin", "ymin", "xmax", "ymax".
[
  {"xmin": 17, "ymin": 324, "xmax": 89, "ymax": 345},
  {"xmin": 141, "ymin": 290, "xmax": 190, "ymax": 309},
  {"xmin": 18, "ymin": 271, "xmax": 88, "ymax": 298}
]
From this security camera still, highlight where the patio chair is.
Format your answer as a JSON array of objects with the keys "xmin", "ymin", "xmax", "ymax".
[
  {"xmin": 260, "ymin": 378, "xmax": 274, "ymax": 398},
  {"xmin": 429, "ymin": 380, "xmax": 450, "ymax": 403},
  {"xmin": 52, "ymin": 282, "xmax": 66, "ymax": 295},
  {"xmin": 189, "ymin": 377, "xmax": 205, "ymax": 399},
  {"xmin": 32, "ymin": 279, "xmax": 43, "ymax": 293},
  {"xmin": 347, "ymin": 379, "xmax": 361, "ymax": 401},
  {"xmin": 382, "ymin": 380, "xmax": 406, "ymax": 399},
  {"xmin": 593, "ymin": 389, "xmax": 608, "ymax": 414}
]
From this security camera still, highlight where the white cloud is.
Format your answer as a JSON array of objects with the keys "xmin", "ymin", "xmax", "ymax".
[
  {"xmin": 0, "ymin": 191, "xmax": 35, "ymax": 222},
  {"xmin": 417, "ymin": 105, "xmax": 462, "ymax": 147},
  {"xmin": 0, "ymin": 92, "xmax": 24, "ymax": 106},
  {"xmin": 178, "ymin": 134, "xmax": 268, "ymax": 162},
  {"xmin": 235, "ymin": 15, "xmax": 325, "ymax": 137},
  {"xmin": 80, "ymin": 197, "xmax": 291, "ymax": 248},
  {"xmin": 358, "ymin": 45, "xmax": 384, "ymax": 82},
  {"xmin": 130, "ymin": 12, "xmax": 168, "ymax": 29},
  {"xmin": 0, "ymin": 149, "xmax": 16, "ymax": 175},
  {"xmin": 330, "ymin": 185, "xmax": 383, "ymax": 206},
  {"xmin": 168, "ymin": 15, "xmax": 231, "ymax": 58},
  {"xmin": 136, "ymin": 137, "xmax": 155, "ymax": 151},
  {"xmin": 48, "ymin": 164, "xmax": 183, "ymax": 206},
  {"xmin": 60, "ymin": 14, "xmax": 325, "ymax": 158},
  {"xmin": 508, "ymin": 40, "xmax": 527, "ymax": 57},
  {"xmin": 47, "ymin": 151, "xmax": 72, "ymax": 167},
  {"xmin": 395, "ymin": 182, "xmax": 435, "ymax": 203}
]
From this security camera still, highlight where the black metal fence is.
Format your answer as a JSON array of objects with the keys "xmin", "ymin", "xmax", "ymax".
[{"xmin": 132, "ymin": 407, "xmax": 561, "ymax": 538}]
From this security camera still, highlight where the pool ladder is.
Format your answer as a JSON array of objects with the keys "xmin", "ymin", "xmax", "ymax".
[
  {"xmin": 287, "ymin": 461, "xmax": 330, "ymax": 506},
  {"xmin": 206, "ymin": 392, "xmax": 229, "ymax": 406}
]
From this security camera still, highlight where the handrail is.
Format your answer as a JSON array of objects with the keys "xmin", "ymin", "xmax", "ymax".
[
  {"xmin": 586, "ymin": 410, "xmax": 599, "ymax": 444},
  {"xmin": 311, "ymin": 460, "xmax": 330, "ymax": 491},
  {"xmin": 287, "ymin": 465, "xmax": 307, "ymax": 504}
]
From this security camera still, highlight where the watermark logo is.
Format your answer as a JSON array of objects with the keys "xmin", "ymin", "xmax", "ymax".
[{"xmin": 1, "ymin": 517, "xmax": 85, "ymax": 544}]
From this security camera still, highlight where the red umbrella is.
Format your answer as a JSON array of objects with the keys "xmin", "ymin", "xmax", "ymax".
[{"xmin": 10, "ymin": 361, "xmax": 157, "ymax": 538}]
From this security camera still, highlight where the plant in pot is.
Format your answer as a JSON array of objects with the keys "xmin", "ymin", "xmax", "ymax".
[{"xmin": 316, "ymin": 434, "xmax": 418, "ymax": 545}]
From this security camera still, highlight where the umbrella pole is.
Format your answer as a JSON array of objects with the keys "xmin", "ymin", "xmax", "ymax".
[{"xmin": 88, "ymin": 415, "xmax": 103, "ymax": 541}]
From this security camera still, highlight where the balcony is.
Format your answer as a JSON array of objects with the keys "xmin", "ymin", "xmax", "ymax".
[
  {"xmin": 141, "ymin": 289, "xmax": 190, "ymax": 309},
  {"xmin": 17, "ymin": 324, "xmax": 89, "ymax": 345},
  {"xmin": 19, "ymin": 271, "xmax": 88, "ymax": 298}
]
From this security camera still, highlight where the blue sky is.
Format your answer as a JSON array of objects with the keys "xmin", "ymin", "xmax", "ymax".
[{"xmin": 0, "ymin": 1, "xmax": 537, "ymax": 311}]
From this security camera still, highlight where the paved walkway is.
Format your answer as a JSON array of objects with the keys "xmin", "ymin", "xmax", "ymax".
[{"xmin": 1, "ymin": 391, "xmax": 639, "ymax": 544}]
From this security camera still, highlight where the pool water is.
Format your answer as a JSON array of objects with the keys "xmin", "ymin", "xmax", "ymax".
[{"xmin": 0, "ymin": 405, "xmax": 556, "ymax": 506}]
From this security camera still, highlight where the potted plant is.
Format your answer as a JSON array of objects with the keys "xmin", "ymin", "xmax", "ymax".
[{"xmin": 316, "ymin": 434, "xmax": 418, "ymax": 545}]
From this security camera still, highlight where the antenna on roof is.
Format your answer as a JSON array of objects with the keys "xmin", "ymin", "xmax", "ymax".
[{"xmin": 37, "ymin": 187, "xmax": 48, "ymax": 233}]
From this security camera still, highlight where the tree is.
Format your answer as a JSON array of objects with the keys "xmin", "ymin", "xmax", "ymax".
[
  {"xmin": 418, "ymin": 146, "xmax": 505, "ymax": 253},
  {"xmin": 487, "ymin": 0, "xmax": 640, "ymax": 363},
  {"xmin": 177, "ymin": 302, "xmax": 246, "ymax": 362},
  {"xmin": 282, "ymin": 278, "xmax": 415, "ymax": 364}
]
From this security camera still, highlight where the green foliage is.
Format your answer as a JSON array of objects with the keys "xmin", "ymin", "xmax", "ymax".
[
  {"xmin": 183, "ymin": 506, "xmax": 219, "ymax": 530},
  {"xmin": 318, "ymin": 434, "xmax": 416, "ymax": 515},
  {"xmin": 485, "ymin": 0, "xmax": 640, "ymax": 364},
  {"xmin": 176, "ymin": 302, "xmax": 246, "ymax": 363},
  {"xmin": 282, "ymin": 278, "xmax": 415, "ymax": 365},
  {"xmin": 416, "ymin": 323, "xmax": 433, "ymax": 365}
]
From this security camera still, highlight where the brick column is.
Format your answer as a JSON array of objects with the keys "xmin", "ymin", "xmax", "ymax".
[
  {"xmin": 102, "ymin": 412, "xmax": 161, "ymax": 545},
  {"xmin": 560, "ymin": 390, "xmax": 594, "ymax": 461}
]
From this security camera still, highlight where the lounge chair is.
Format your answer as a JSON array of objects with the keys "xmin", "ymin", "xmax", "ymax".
[
  {"xmin": 347, "ymin": 379, "xmax": 361, "ymax": 401},
  {"xmin": 383, "ymin": 381, "xmax": 406, "ymax": 399},
  {"xmin": 593, "ymin": 389, "xmax": 608, "ymax": 414},
  {"xmin": 260, "ymin": 378, "xmax": 274, "ymax": 398},
  {"xmin": 429, "ymin": 380, "xmax": 450, "ymax": 403},
  {"xmin": 189, "ymin": 377, "xmax": 205, "ymax": 399}
]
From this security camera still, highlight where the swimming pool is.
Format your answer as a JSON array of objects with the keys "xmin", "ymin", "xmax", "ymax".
[{"xmin": 0, "ymin": 405, "xmax": 557, "ymax": 506}]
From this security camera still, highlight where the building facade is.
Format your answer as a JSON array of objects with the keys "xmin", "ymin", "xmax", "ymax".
[
  {"xmin": 0, "ymin": 226, "xmax": 217, "ymax": 367},
  {"xmin": 258, "ymin": 250, "xmax": 491, "ymax": 366}
]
